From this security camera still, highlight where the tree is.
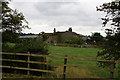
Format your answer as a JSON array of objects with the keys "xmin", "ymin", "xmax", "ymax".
[
  {"xmin": 96, "ymin": 0, "xmax": 120, "ymax": 72},
  {"xmin": 1, "ymin": 1, "xmax": 29, "ymax": 42},
  {"xmin": 2, "ymin": 30, "xmax": 19, "ymax": 43},
  {"xmin": 90, "ymin": 32, "xmax": 103, "ymax": 45},
  {"xmin": 40, "ymin": 32, "xmax": 48, "ymax": 41},
  {"xmin": 96, "ymin": 1, "xmax": 120, "ymax": 34},
  {"xmin": 1, "ymin": 1, "xmax": 29, "ymax": 32}
]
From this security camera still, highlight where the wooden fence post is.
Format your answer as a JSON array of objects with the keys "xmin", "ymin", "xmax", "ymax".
[
  {"xmin": 110, "ymin": 63, "xmax": 115, "ymax": 78},
  {"xmin": 27, "ymin": 51, "xmax": 30, "ymax": 76},
  {"xmin": 118, "ymin": 63, "xmax": 120, "ymax": 78},
  {"xmin": 63, "ymin": 55, "xmax": 68, "ymax": 79}
]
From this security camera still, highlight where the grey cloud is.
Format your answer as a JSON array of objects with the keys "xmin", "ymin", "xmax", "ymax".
[
  {"xmin": 9, "ymin": 0, "xmax": 112, "ymax": 36},
  {"xmin": 10, "ymin": 2, "xmax": 102, "ymax": 27},
  {"xmin": 33, "ymin": 2, "xmax": 101, "ymax": 27},
  {"xmin": 35, "ymin": 2, "xmax": 80, "ymax": 16}
]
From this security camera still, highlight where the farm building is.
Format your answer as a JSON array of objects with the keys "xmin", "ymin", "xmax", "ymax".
[
  {"xmin": 19, "ymin": 28, "xmax": 87, "ymax": 44},
  {"xmin": 42, "ymin": 28, "xmax": 87, "ymax": 44}
]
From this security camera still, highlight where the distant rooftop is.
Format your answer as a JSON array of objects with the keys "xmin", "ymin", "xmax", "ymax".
[{"xmin": 19, "ymin": 36, "xmax": 41, "ymax": 38}]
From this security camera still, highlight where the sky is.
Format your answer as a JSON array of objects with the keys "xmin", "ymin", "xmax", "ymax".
[{"xmin": 9, "ymin": 0, "xmax": 113, "ymax": 36}]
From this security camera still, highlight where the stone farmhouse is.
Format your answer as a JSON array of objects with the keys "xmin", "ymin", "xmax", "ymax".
[
  {"xmin": 42, "ymin": 28, "xmax": 87, "ymax": 44},
  {"xmin": 19, "ymin": 28, "xmax": 87, "ymax": 44}
]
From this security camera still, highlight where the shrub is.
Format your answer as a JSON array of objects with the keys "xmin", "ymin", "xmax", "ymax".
[
  {"xmin": 2, "ymin": 39, "xmax": 53, "ymax": 76},
  {"xmin": 2, "ymin": 43, "xmax": 15, "ymax": 52},
  {"xmin": 2, "ymin": 30, "xmax": 19, "ymax": 43},
  {"xmin": 65, "ymin": 37, "xmax": 84, "ymax": 45}
]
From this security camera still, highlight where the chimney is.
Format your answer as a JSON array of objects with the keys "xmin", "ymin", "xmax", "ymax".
[
  {"xmin": 54, "ymin": 28, "xmax": 56, "ymax": 33},
  {"xmin": 68, "ymin": 27, "xmax": 72, "ymax": 32}
]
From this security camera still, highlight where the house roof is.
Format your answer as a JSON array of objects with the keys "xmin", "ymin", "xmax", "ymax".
[
  {"xmin": 43, "ymin": 31, "xmax": 85, "ymax": 37},
  {"xmin": 44, "ymin": 33, "xmax": 53, "ymax": 35},
  {"xmin": 19, "ymin": 36, "xmax": 41, "ymax": 38}
]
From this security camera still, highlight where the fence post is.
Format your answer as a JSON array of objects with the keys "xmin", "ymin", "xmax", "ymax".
[
  {"xmin": 110, "ymin": 62, "xmax": 115, "ymax": 78},
  {"xmin": 118, "ymin": 63, "xmax": 120, "ymax": 78},
  {"xmin": 63, "ymin": 55, "xmax": 67, "ymax": 79},
  {"xmin": 27, "ymin": 51, "xmax": 30, "ymax": 76}
]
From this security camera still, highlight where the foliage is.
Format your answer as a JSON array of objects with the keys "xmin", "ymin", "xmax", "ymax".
[
  {"xmin": 64, "ymin": 37, "xmax": 83, "ymax": 45},
  {"xmin": 39, "ymin": 32, "xmax": 48, "ymax": 41},
  {"xmin": 96, "ymin": 1, "xmax": 120, "ymax": 34},
  {"xmin": 2, "ymin": 39, "xmax": 52, "ymax": 76},
  {"xmin": 2, "ymin": 42, "xmax": 15, "ymax": 52},
  {"xmin": 2, "ymin": 30, "xmax": 19, "ymax": 43},
  {"xmin": 14, "ymin": 39, "xmax": 48, "ymax": 54},
  {"xmin": 97, "ymin": 1, "xmax": 120, "ymax": 68},
  {"xmin": 90, "ymin": 32, "xmax": 103, "ymax": 45},
  {"xmin": 1, "ymin": 1, "xmax": 29, "ymax": 43},
  {"xmin": 19, "ymin": 33, "xmax": 35, "ymax": 36},
  {"xmin": 1, "ymin": 1, "xmax": 29, "ymax": 32},
  {"xmin": 97, "ymin": 33, "xmax": 120, "ymax": 67}
]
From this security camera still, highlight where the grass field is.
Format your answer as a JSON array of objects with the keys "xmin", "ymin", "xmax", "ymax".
[
  {"xmin": 3, "ymin": 43, "xmax": 119, "ymax": 78},
  {"xmin": 48, "ymin": 45, "xmax": 119, "ymax": 78},
  {"xmin": 48, "ymin": 45, "xmax": 100, "ymax": 67}
]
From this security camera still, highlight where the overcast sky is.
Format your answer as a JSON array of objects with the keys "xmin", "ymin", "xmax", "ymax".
[{"xmin": 9, "ymin": 0, "xmax": 113, "ymax": 36}]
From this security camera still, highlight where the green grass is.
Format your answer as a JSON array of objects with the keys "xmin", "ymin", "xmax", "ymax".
[
  {"xmin": 48, "ymin": 45, "xmax": 119, "ymax": 78},
  {"xmin": 6, "ymin": 43, "xmax": 16, "ymax": 47},
  {"xmin": 4, "ymin": 43, "xmax": 119, "ymax": 78},
  {"xmin": 48, "ymin": 45, "xmax": 99, "ymax": 58},
  {"xmin": 48, "ymin": 45, "xmax": 100, "ymax": 65}
]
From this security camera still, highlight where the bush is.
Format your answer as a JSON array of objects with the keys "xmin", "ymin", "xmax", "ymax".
[
  {"xmin": 65, "ymin": 37, "xmax": 84, "ymax": 45},
  {"xmin": 2, "ymin": 30, "xmax": 19, "ymax": 43},
  {"xmin": 2, "ymin": 43, "xmax": 15, "ymax": 52},
  {"xmin": 2, "ymin": 39, "xmax": 53, "ymax": 76},
  {"xmin": 14, "ymin": 39, "xmax": 48, "ymax": 54}
]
